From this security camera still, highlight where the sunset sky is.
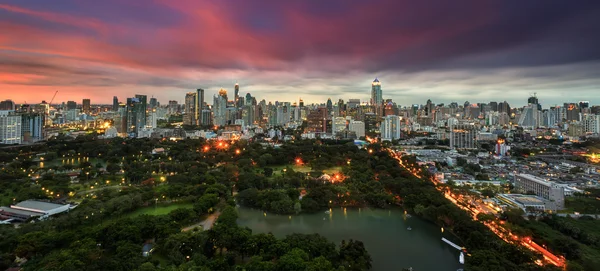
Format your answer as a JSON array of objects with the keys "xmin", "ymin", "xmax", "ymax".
[{"xmin": 1, "ymin": 0, "xmax": 599, "ymax": 106}]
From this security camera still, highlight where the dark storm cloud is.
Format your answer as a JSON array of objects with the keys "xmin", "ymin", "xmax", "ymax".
[{"xmin": 0, "ymin": 0, "xmax": 599, "ymax": 105}]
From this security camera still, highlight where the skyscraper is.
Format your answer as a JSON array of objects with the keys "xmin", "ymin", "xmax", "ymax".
[
  {"xmin": 149, "ymin": 97, "xmax": 158, "ymax": 108},
  {"xmin": 0, "ymin": 100, "xmax": 15, "ymax": 111},
  {"xmin": 21, "ymin": 113, "xmax": 44, "ymax": 143},
  {"xmin": 326, "ymin": 98, "xmax": 333, "ymax": 114},
  {"xmin": 380, "ymin": 115, "xmax": 401, "ymax": 141},
  {"xmin": 82, "ymin": 99, "xmax": 91, "ymax": 114},
  {"xmin": 66, "ymin": 101, "xmax": 77, "ymax": 110},
  {"xmin": 113, "ymin": 96, "xmax": 119, "ymax": 111},
  {"xmin": 370, "ymin": 78, "xmax": 382, "ymax": 106},
  {"xmin": 196, "ymin": 88, "xmax": 204, "ymax": 125},
  {"xmin": 0, "ymin": 110, "xmax": 22, "ymax": 144},
  {"xmin": 234, "ymin": 83, "xmax": 240, "ymax": 106},
  {"xmin": 134, "ymin": 94, "xmax": 147, "ymax": 128},
  {"xmin": 184, "ymin": 92, "xmax": 196, "ymax": 126},
  {"xmin": 213, "ymin": 88, "xmax": 228, "ymax": 126},
  {"xmin": 125, "ymin": 97, "xmax": 145, "ymax": 136}
]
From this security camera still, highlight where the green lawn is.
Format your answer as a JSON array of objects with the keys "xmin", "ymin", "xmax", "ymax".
[
  {"xmin": 125, "ymin": 202, "xmax": 193, "ymax": 217},
  {"xmin": 270, "ymin": 164, "xmax": 343, "ymax": 175}
]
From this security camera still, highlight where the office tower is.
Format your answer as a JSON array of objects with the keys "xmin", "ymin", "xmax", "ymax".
[
  {"xmin": 234, "ymin": 83, "xmax": 240, "ymax": 106},
  {"xmin": 424, "ymin": 99, "xmax": 434, "ymax": 116},
  {"xmin": 347, "ymin": 99, "xmax": 360, "ymax": 109},
  {"xmin": 149, "ymin": 97, "xmax": 158, "ymax": 109},
  {"xmin": 184, "ymin": 92, "xmax": 196, "ymax": 126},
  {"xmin": 66, "ymin": 101, "xmax": 77, "ymax": 110},
  {"xmin": 196, "ymin": 88, "xmax": 205, "ymax": 125},
  {"xmin": 168, "ymin": 100, "xmax": 178, "ymax": 115},
  {"xmin": 332, "ymin": 117, "xmax": 347, "ymax": 134},
  {"xmin": 364, "ymin": 112, "xmax": 378, "ymax": 132},
  {"xmin": 0, "ymin": 111, "xmax": 22, "ymax": 144},
  {"xmin": 583, "ymin": 114, "xmax": 600, "ymax": 134},
  {"xmin": 565, "ymin": 103, "xmax": 580, "ymax": 121},
  {"xmin": 124, "ymin": 97, "xmax": 145, "ymax": 136},
  {"xmin": 326, "ymin": 98, "xmax": 333, "ymax": 114},
  {"xmin": 0, "ymin": 100, "xmax": 15, "ymax": 111},
  {"xmin": 147, "ymin": 109, "xmax": 157, "ymax": 129},
  {"xmin": 113, "ymin": 96, "xmax": 119, "ymax": 111},
  {"xmin": 337, "ymin": 99, "xmax": 345, "ymax": 116},
  {"xmin": 299, "ymin": 98, "xmax": 304, "ymax": 108},
  {"xmin": 201, "ymin": 109, "xmax": 212, "ymax": 126},
  {"xmin": 21, "ymin": 113, "xmax": 45, "ymax": 143},
  {"xmin": 489, "ymin": 101, "xmax": 498, "ymax": 112},
  {"xmin": 498, "ymin": 101, "xmax": 511, "ymax": 115},
  {"xmin": 213, "ymin": 88, "xmax": 228, "ymax": 126},
  {"xmin": 349, "ymin": 120, "xmax": 365, "ymax": 138},
  {"xmin": 306, "ymin": 108, "xmax": 328, "ymax": 133},
  {"xmin": 528, "ymin": 94, "xmax": 542, "ymax": 110},
  {"xmin": 134, "ymin": 94, "xmax": 147, "ymax": 128},
  {"xmin": 244, "ymin": 93, "xmax": 252, "ymax": 106},
  {"xmin": 449, "ymin": 123, "xmax": 477, "ymax": 149},
  {"xmin": 371, "ymin": 78, "xmax": 382, "ymax": 106},
  {"xmin": 380, "ymin": 115, "xmax": 401, "ymax": 141},
  {"xmin": 242, "ymin": 105, "xmax": 255, "ymax": 126},
  {"xmin": 495, "ymin": 139, "xmax": 509, "ymax": 156},
  {"xmin": 82, "ymin": 99, "xmax": 91, "ymax": 114}
]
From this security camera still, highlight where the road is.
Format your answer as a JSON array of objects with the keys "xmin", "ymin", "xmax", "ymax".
[
  {"xmin": 386, "ymin": 148, "xmax": 566, "ymax": 269},
  {"xmin": 182, "ymin": 211, "xmax": 221, "ymax": 232}
]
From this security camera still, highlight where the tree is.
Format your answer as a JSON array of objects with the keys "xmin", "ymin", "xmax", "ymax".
[
  {"xmin": 276, "ymin": 248, "xmax": 309, "ymax": 271},
  {"xmin": 338, "ymin": 239, "xmax": 372, "ymax": 271}
]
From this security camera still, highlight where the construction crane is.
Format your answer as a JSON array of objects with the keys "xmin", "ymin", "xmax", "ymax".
[{"xmin": 49, "ymin": 90, "xmax": 58, "ymax": 105}]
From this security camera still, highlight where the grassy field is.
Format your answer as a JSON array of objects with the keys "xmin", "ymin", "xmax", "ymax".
[
  {"xmin": 125, "ymin": 202, "xmax": 193, "ymax": 217},
  {"xmin": 270, "ymin": 164, "xmax": 343, "ymax": 175}
]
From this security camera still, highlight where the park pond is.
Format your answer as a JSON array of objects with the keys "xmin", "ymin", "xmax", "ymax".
[{"xmin": 237, "ymin": 207, "xmax": 464, "ymax": 271}]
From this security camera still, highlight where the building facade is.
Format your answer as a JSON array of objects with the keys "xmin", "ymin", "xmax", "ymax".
[{"xmin": 514, "ymin": 174, "xmax": 564, "ymax": 210}]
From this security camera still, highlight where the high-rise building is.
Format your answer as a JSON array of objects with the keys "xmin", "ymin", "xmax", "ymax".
[
  {"xmin": 124, "ymin": 97, "xmax": 145, "ymax": 136},
  {"xmin": 168, "ymin": 100, "xmax": 178, "ymax": 115},
  {"xmin": 196, "ymin": 88, "xmax": 205, "ymax": 125},
  {"xmin": 0, "ymin": 111, "xmax": 22, "ymax": 144},
  {"xmin": 349, "ymin": 120, "xmax": 365, "ymax": 138},
  {"xmin": 82, "ymin": 99, "xmax": 91, "ymax": 114},
  {"xmin": 326, "ymin": 98, "xmax": 333, "ymax": 114},
  {"xmin": 66, "ymin": 101, "xmax": 77, "ymax": 110},
  {"xmin": 347, "ymin": 99, "xmax": 360, "ymax": 109},
  {"xmin": 306, "ymin": 108, "xmax": 327, "ymax": 133},
  {"xmin": 528, "ymin": 94, "xmax": 542, "ymax": 110},
  {"xmin": 213, "ymin": 88, "xmax": 228, "ymax": 126},
  {"xmin": 149, "ymin": 97, "xmax": 158, "ymax": 109},
  {"xmin": 489, "ymin": 101, "xmax": 498, "ymax": 112},
  {"xmin": 134, "ymin": 94, "xmax": 147, "ymax": 127},
  {"xmin": 424, "ymin": 99, "xmax": 434, "ymax": 116},
  {"xmin": 332, "ymin": 117, "xmax": 347, "ymax": 134},
  {"xmin": 370, "ymin": 78, "xmax": 382, "ymax": 106},
  {"xmin": 21, "ymin": 113, "xmax": 45, "ymax": 143},
  {"xmin": 299, "ymin": 98, "xmax": 304, "ymax": 108},
  {"xmin": 183, "ymin": 92, "xmax": 196, "ymax": 126},
  {"xmin": 0, "ymin": 100, "xmax": 15, "ymax": 111},
  {"xmin": 113, "ymin": 96, "xmax": 119, "ymax": 111},
  {"xmin": 583, "ymin": 114, "xmax": 600, "ymax": 134},
  {"xmin": 518, "ymin": 104, "xmax": 540, "ymax": 128},
  {"xmin": 234, "ymin": 83, "xmax": 240, "ymax": 107},
  {"xmin": 449, "ymin": 122, "xmax": 477, "ymax": 149},
  {"xmin": 380, "ymin": 115, "xmax": 401, "ymax": 141}
]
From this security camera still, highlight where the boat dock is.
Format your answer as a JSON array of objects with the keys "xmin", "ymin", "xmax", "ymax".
[{"xmin": 441, "ymin": 237, "xmax": 463, "ymax": 251}]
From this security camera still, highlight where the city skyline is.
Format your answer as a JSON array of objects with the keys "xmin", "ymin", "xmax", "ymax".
[{"xmin": 1, "ymin": 0, "xmax": 600, "ymax": 106}]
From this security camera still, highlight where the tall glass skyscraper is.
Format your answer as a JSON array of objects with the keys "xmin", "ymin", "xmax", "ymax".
[{"xmin": 371, "ymin": 78, "xmax": 382, "ymax": 106}]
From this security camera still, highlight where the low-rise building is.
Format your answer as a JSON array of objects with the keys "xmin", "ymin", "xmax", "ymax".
[{"xmin": 0, "ymin": 200, "xmax": 70, "ymax": 222}]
